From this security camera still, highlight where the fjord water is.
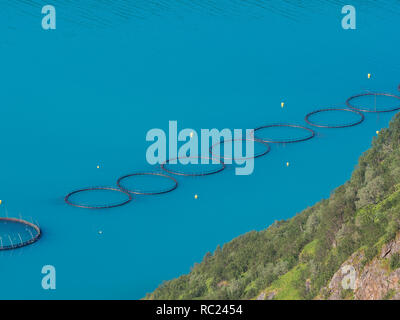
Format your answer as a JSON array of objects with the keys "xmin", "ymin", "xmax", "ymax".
[{"xmin": 0, "ymin": 1, "xmax": 399, "ymax": 299}]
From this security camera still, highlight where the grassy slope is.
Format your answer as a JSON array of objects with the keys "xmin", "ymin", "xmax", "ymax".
[
  {"xmin": 264, "ymin": 186, "xmax": 400, "ymax": 300},
  {"xmin": 145, "ymin": 112, "xmax": 400, "ymax": 300}
]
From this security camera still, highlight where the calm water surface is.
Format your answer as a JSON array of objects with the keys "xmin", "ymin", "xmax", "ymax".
[{"xmin": 0, "ymin": 1, "xmax": 399, "ymax": 299}]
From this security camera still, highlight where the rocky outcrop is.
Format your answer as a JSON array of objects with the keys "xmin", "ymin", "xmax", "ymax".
[
  {"xmin": 256, "ymin": 291, "xmax": 275, "ymax": 300},
  {"xmin": 256, "ymin": 292, "xmax": 266, "ymax": 300},
  {"xmin": 323, "ymin": 234, "xmax": 400, "ymax": 300}
]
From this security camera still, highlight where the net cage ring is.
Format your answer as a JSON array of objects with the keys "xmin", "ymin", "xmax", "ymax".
[
  {"xmin": 161, "ymin": 156, "xmax": 226, "ymax": 176},
  {"xmin": 346, "ymin": 92, "xmax": 400, "ymax": 113},
  {"xmin": 0, "ymin": 217, "xmax": 41, "ymax": 251},
  {"xmin": 64, "ymin": 187, "xmax": 133, "ymax": 209},
  {"xmin": 209, "ymin": 138, "xmax": 271, "ymax": 161},
  {"xmin": 304, "ymin": 108, "xmax": 365, "ymax": 128},
  {"xmin": 116, "ymin": 172, "xmax": 178, "ymax": 195},
  {"xmin": 251, "ymin": 123, "xmax": 316, "ymax": 144}
]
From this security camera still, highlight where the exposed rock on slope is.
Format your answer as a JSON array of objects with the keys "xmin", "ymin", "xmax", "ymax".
[{"xmin": 323, "ymin": 234, "xmax": 400, "ymax": 300}]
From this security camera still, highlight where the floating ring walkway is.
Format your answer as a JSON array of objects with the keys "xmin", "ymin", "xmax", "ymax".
[
  {"xmin": 346, "ymin": 92, "xmax": 400, "ymax": 113},
  {"xmin": 305, "ymin": 108, "xmax": 365, "ymax": 128},
  {"xmin": 0, "ymin": 217, "xmax": 41, "ymax": 251},
  {"xmin": 117, "ymin": 172, "xmax": 178, "ymax": 195},
  {"xmin": 161, "ymin": 156, "xmax": 225, "ymax": 176},
  {"xmin": 65, "ymin": 187, "xmax": 132, "ymax": 209},
  {"xmin": 209, "ymin": 138, "xmax": 271, "ymax": 161},
  {"xmin": 252, "ymin": 123, "xmax": 316, "ymax": 144}
]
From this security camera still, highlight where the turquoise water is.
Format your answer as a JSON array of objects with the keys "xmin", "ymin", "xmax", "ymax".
[{"xmin": 0, "ymin": 1, "xmax": 399, "ymax": 299}]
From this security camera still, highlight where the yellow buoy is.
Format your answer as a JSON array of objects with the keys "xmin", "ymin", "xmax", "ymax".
[
  {"xmin": 281, "ymin": 102, "xmax": 285, "ymax": 108},
  {"xmin": 376, "ymin": 130, "xmax": 380, "ymax": 135},
  {"xmin": 194, "ymin": 194, "xmax": 198, "ymax": 199},
  {"xmin": 286, "ymin": 162, "xmax": 290, "ymax": 167},
  {"xmin": 368, "ymin": 73, "xmax": 371, "ymax": 79},
  {"xmin": 97, "ymin": 165, "xmax": 100, "ymax": 169},
  {"xmin": 0, "ymin": 200, "xmax": 2, "ymax": 205}
]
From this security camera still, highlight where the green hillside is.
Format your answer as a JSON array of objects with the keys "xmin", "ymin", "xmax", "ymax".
[{"xmin": 145, "ymin": 112, "xmax": 400, "ymax": 300}]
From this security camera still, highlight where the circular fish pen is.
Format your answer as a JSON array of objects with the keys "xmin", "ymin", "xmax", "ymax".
[
  {"xmin": 251, "ymin": 123, "xmax": 316, "ymax": 144},
  {"xmin": 0, "ymin": 217, "xmax": 41, "ymax": 250},
  {"xmin": 305, "ymin": 108, "xmax": 365, "ymax": 128},
  {"xmin": 209, "ymin": 138, "xmax": 271, "ymax": 161},
  {"xmin": 161, "ymin": 156, "xmax": 225, "ymax": 176},
  {"xmin": 65, "ymin": 187, "xmax": 133, "ymax": 209},
  {"xmin": 346, "ymin": 92, "xmax": 400, "ymax": 113},
  {"xmin": 116, "ymin": 172, "xmax": 178, "ymax": 195}
]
